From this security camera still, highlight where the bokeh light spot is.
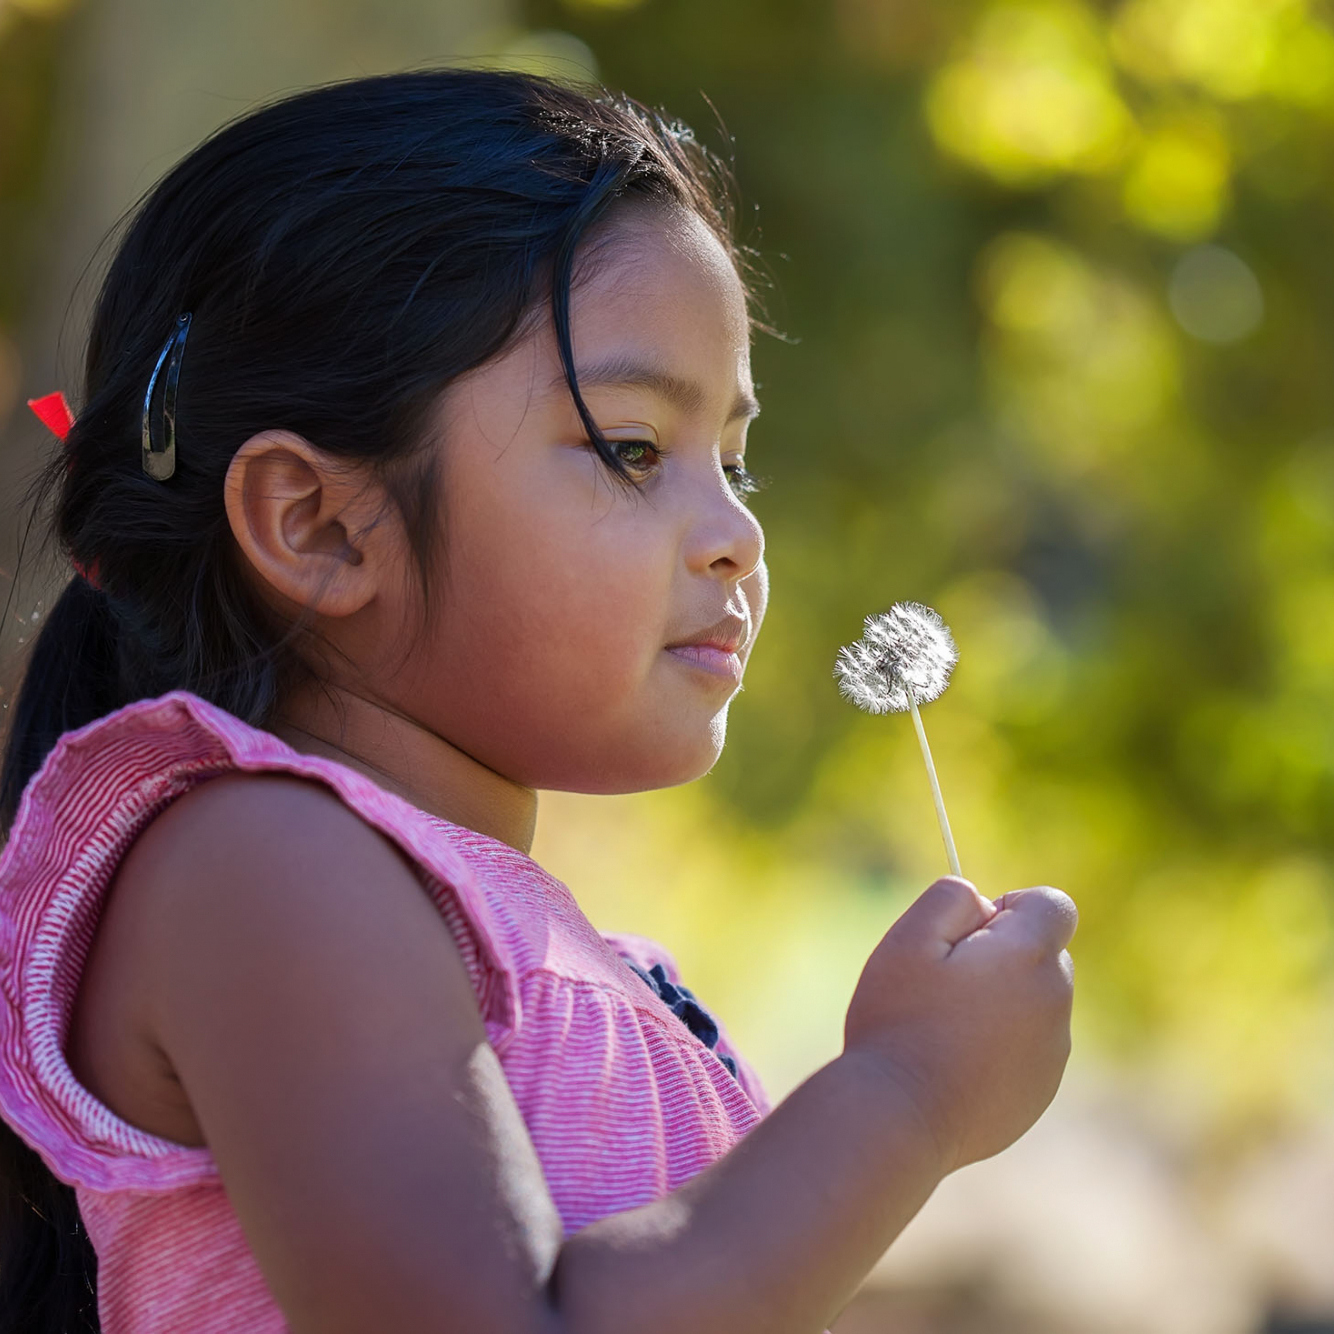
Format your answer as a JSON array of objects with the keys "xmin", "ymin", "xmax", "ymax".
[
  {"xmin": 1122, "ymin": 113, "xmax": 1231, "ymax": 240},
  {"xmin": 980, "ymin": 231, "xmax": 1099, "ymax": 334},
  {"xmin": 1167, "ymin": 245, "xmax": 1264, "ymax": 344},
  {"xmin": 977, "ymin": 232, "xmax": 1180, "ymax": 474},
  {"xmin": 1111, "ymin": 0, "xmax": 1334, "ymax": 107},
  {"xmin": 926, "ymin": 0, "xmax": 1134, "ymax": 186}
]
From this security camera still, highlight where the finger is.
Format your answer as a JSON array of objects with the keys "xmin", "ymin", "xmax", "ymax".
[
  {"xmin": 989, "ymin": 886, "xmax": 1079, "ymax": 954},
  {"xmin": 891, "ymin": 877, "xmax": 997, "ymax": 954}
]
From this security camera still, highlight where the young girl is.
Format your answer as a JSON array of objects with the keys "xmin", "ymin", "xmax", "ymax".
[{"xmin": 0, "ymin": 69, "xmax": 1076, "ymax": 1334}]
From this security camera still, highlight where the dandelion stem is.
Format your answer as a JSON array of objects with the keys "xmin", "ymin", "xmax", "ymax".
[{"xmin": 906, "ymin": 684, "xmax": 961, "ymax": 878}]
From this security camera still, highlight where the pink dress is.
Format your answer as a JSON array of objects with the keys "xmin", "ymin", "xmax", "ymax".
[{"xmin": 0, "ymin": 691, "xmax": 771, "ymax": 1332}]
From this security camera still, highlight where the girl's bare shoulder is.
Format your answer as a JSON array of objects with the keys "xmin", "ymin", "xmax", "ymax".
[
  {"xmin": 123, "ymin": 768, "xmax": 404, "ymax": 887},
  {"xmin": 68, "ymin": 770, "xmax": 475, "ymax": 1145},
  {"xmin": 87, "ymin": 769, "xmax": 438, "ymax": 997}
]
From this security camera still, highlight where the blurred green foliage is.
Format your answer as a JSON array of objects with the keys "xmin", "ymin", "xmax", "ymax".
[{"xmin": 523, "ymin": 0, "xmax": 1334, "ymax": 1137}]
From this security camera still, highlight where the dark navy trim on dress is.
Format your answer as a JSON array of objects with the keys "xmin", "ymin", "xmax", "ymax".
[{"xmin": 623, "ymin": 960, "xmax": 740, "ymax": 1081}]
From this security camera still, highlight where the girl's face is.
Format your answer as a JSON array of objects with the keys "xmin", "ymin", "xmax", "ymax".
[{"xmin": 384, "ymin": 203, "xmax": 767, "ymax": 793}]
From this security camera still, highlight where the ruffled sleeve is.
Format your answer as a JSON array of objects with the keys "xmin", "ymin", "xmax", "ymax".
[{"xmin": 0, "ymin": 691, "xmax": 520, "ymax": 1192}]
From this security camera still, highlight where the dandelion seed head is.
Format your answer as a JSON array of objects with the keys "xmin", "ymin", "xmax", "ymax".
[{"xmin": 833, "ymin": 601, "xmax": 958, "ymax": 714}]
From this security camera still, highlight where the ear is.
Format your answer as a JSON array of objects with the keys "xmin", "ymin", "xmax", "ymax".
[{"xmin": 223, "ymin": 432, "xmax": 385, "ymax": 618}]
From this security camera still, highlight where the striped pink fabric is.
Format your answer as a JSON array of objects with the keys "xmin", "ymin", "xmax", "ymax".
[{"xmin": 0, "ymin": 691, "xmax": 771, "ymax": 1331}]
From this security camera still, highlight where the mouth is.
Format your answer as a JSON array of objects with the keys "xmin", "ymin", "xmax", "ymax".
[{"xmin": 664, "ymin": 643, "xmax": 744, "ymax": 683}]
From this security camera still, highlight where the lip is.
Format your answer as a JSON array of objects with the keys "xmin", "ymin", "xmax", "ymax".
[
  {"xmin": 665, "ymin": 644, "xmax": 744, "ymax": 683},
  {"xmin": 664, "ymin": 614, "xmax": 749, "ymax": 656}
]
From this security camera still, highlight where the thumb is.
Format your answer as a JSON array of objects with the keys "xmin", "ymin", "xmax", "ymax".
[
  {"xmin": 988, "ymin": 885, "xmax": 1079, "ymax": 954},
  {"xmin": 891, "ymin": 877, "xmax": 997, "ymax": 954}
]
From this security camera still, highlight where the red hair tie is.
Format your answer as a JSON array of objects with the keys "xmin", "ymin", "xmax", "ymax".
[
  {"xmin": 26, "ymin": 393, "xmax": 102, "ymax": 591},
  {"xmin": 27, "ymin": 391, "xmax": 74, "ymax": 440}
]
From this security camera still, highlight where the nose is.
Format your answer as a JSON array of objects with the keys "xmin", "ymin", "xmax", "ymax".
[{"xmin": 684, "ymin": 468, "xmax": 765, "ymax": 583}]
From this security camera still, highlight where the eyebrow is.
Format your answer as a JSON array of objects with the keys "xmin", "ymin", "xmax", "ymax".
[{"xmin": 550, "ymin": 354, "xmax": 761, "ymax": 425}]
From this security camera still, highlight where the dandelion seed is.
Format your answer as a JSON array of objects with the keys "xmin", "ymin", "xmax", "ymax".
[
  {"xmin": 834, "ymin": 601, "xmax": 962, "ymax": 877},
  {"xmin": 834, "ymin": 602, "xmax": 957, "ymax": 714}
]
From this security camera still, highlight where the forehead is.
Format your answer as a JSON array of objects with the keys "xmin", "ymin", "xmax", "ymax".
[
  {"xmin": 564, "ymin": 204, "xmax": 753, "ymax": 386},
  {"xmin": 435, "ymin": 205, "xmax": 755, "ymax": 445}
]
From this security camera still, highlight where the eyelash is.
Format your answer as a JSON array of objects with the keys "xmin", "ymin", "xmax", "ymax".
[{"xmin": 604, "ymin": 440, "xmax": 769, "ymax": 503}]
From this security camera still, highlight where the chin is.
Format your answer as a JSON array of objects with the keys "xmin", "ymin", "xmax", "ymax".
[
  {"xmin": 637, "ymin": 719, "xmax": 729, "ymax": 791},
  {"xmin": 543, "ymin": 722, "xmax": 728, "ymax": 795}
]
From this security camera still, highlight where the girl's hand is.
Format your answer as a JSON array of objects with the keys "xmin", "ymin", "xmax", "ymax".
[{"xmin": 842, "ymin": 877, "xmax": 1077, "ymax": 1173}]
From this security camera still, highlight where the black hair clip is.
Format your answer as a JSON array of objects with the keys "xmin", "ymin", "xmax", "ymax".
[{"xmin": 141, "ymin": 312, "xmax": 192, "ymax": 480}]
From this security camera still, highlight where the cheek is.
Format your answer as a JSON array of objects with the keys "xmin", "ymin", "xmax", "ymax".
[
  {"xmin": 437, "ymin": 485, "xmax": 671, "ymax": 699},
  {"xmin": 395, "ymin": 450, "xmax": 730, "ymax": 791}
]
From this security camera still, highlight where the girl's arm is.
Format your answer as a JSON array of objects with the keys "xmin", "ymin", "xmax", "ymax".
[
  {"xmin": 122, "ymin": 773, "xmax": 1072, "ymax": 1334},
  {"xmin": 557, "ymin": 878, "xmax": 1076, "ymax": 1332}
]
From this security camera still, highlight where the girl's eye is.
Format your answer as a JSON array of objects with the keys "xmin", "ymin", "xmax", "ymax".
[
  {"xmin": 603, "ymin": 439, "xmax": 770, "ymax": 505},
  {"xmin": 612, "ymin": 440, "xmax": 659, "ymax": 472}
]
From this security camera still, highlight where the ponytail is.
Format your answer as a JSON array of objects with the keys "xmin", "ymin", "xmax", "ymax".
[
  {"xmin": 0, "ymin": 577, "xmax": 121, "ymax": 834},
  {"xmin": 0, "ymin": 1124, "xmax": 97, "ymax": 1331}
]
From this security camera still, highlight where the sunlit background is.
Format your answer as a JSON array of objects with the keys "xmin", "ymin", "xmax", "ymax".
[{"xmin": 5, "ymin": 0, "xmax": 1334, "ymax": 1329}]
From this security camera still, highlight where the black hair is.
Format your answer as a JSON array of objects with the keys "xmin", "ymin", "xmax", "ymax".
[{"xmin": 0, "ymin": 67, "xmax": 760, "ymax": 1331}]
